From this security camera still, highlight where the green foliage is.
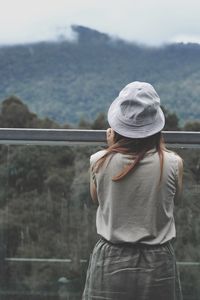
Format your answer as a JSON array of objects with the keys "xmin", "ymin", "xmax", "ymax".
[
  {"xmin": 0, "ymin": 95, "xmax": 63, "ymax": 128},
  {"xmin": 184, "ymin": 121, "xmax": 200, "ymax": 131},
  {"xmin": 91, "ymin": 112, "xmax": 108, "ymax": 130},
  {"xmin": 0, "ymin": 95, "xmax": 37, "ymax": 128},
  {"xmin": 173, "ymin": 148, "xmax": 200, "ymax": 299},
  {"xmin": 162, "ymin": 106, "xmax": 180, "ymax": 131}
]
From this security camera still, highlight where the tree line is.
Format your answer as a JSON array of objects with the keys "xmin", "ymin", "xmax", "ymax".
[{"xmin": 1, "ymin": 95, "xmax": 199, "ymax": 131}]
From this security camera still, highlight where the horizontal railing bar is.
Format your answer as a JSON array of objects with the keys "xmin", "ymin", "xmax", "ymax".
[
  {"xmin": 5, "ymin": 257, "xmax": 200, "ymax": 266},
  {"xmin": 5, "ymin": 257, "xmax": 87, "ymax": 263},
  {"xmin": 5, "ymin": 257, "xmax": 72, "ymax": 263},
  {"xmin": 177, "ymin": 261, "xmax": 200, "ymax": 266},
  {"xmin": 0, "ymin": 129, "xmax": 105, "ymax": 145},
  {"xmin": 0, "ymin": 129, "xmax": 199, "ymax": 147}
]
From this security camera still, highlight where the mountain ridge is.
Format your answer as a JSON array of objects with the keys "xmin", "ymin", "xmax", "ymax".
[{"xmin": 0, "ymin": 25, "xmax": 200, "ymax": 125}]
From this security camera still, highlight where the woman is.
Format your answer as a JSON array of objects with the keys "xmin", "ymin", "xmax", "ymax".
[{"xmin": 82, "ymin": 81, "xmax": 183, "ymax": 300}]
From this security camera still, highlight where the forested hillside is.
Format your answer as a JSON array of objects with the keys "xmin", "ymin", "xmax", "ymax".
[{"xmin": 0, "ymin": 25, "xmax": 200, "ymax": 125}]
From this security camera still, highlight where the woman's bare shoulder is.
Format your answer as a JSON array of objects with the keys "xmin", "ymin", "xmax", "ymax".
[{"xmin": 90, "ymin": 149, "xmax": 107, "ymax": 165}]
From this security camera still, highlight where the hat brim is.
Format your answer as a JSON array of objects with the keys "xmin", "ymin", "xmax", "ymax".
[{"xmin": 107, "ymin": 98, "xmax": 165, "ymax": 138}]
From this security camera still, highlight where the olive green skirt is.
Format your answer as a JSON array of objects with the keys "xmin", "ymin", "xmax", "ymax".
[{"xmin": 82, "ymin": 238, "xmax": 182, "ymax": 300}]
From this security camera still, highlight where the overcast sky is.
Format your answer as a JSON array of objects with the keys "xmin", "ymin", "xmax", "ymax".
[{"xmin": 0, "ymin": 0, "xmax": 200, "ymax": 46}]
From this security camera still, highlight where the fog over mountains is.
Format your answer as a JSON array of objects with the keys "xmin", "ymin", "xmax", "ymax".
[{"xmin": 0, "ymin": 25, "xmax": 200, "ymax": 125}]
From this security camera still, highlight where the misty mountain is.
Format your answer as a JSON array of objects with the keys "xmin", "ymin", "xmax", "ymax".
[{"xmin": 0, "ymin": 25, "xmax": 200, "ymax": 125}]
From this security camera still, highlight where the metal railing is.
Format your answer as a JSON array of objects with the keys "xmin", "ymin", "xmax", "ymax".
[
  {"xmin": 0, "ymin": 128, "xmax": 199, "ymax": 147},
  {"xmin": 1, "ymin": 128, "xmax": 200, "ymax": 267}
]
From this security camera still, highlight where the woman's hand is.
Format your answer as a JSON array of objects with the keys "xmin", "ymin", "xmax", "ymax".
[{"xmin": 106, "ymin": 128, "xmax": 115, "ymax": 146}]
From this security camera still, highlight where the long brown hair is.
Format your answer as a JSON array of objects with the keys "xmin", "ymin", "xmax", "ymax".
[{"xmin": 94, "ymin": 131, "xmax": 165, "ymax": 182}]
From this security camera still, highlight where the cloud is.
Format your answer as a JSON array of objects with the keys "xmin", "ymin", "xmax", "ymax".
[
  {"xmin": 0, "ymin": 0, "xmax": 200, "ymax": 45},
  {"xmin": 170, "ymin": 35, "xmax": 200, "ymax": 44}
]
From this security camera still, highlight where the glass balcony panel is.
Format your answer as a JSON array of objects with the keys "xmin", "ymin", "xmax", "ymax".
[{"xmin": 0, "ymin": 143, "xmax": 199, "ymax": 299}]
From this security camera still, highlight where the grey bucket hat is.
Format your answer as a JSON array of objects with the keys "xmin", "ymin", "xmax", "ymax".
[{"xmin": 107, "ymin": 81, "xmax": 165, "ymax": 138}]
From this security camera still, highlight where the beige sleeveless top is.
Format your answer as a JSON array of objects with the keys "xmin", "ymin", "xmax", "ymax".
[{"xmin": 90, "ymin": 149, "xmax": 182, "ymax": 245}]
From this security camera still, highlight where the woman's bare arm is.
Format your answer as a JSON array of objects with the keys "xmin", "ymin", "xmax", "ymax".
[
  {"xmin": 90, "ymin": 168, "xmax": 98, "ymax": 203},
  {"xmin": 174, "ymin": 157, "xmax": 183, "ymax": 205}
]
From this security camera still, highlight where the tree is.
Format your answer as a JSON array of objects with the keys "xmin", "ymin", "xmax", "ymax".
[
  {"xmin": 78, "ymin": 118, "xmax": 91, "ymax": 129},
  {"xmin": 0, "ymin": 96, "xmax": 37, "ymax": 128},
  {"xmin": 0, "ymin": 95, "xmax": 61, "ymax": 128},
  {"xmin": 183, "ymin": 121, "xmax": 200, "ymax": 131},
  {"xmin": 162, "ymin": 106, "xmax": 180, "ymax": 131},
  {"xmin": 91, "ymin": 112, "xmax": 108, "ymax": 130}
]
